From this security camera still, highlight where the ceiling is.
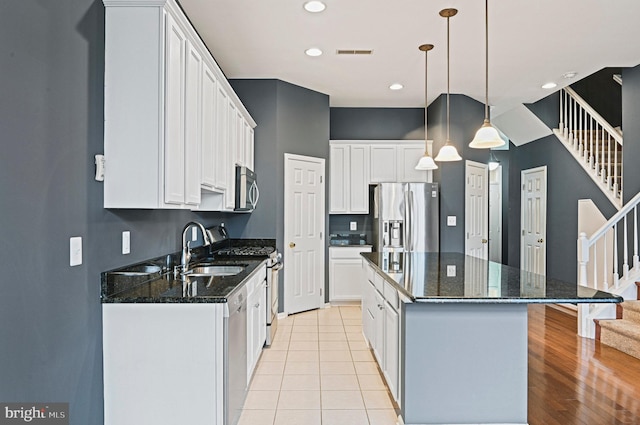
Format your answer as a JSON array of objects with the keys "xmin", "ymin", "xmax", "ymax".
[{"xmin": 178, "ymin": 0, "xmax": 640, "ymax": 115}]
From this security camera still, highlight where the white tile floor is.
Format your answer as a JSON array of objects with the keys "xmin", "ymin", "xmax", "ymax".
[{"xmin": 238, "ymin": 305, "xmax": 399, "ymax": 425}]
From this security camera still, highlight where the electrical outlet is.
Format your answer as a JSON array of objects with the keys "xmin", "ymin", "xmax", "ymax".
[
  {"xmin": 447, "ymin": 265, "xmax": 456, "ymax": 277},
  {"xmin": 350, "ymin": 221, "xmax": 357, "ymax": 231},
  {"xmin": 122, "ymin": 231, "xmax": 130, "ymax": 255},
  {"xmin": 447, "ymin": 216, "xmax": 457, "ymax": 226},
  {"xmin": 70, "ymin": 237, "xmax": 82, "ymax": 266}
]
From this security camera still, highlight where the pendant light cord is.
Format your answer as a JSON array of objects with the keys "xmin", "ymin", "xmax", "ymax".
[
  {"xmin": 424, "ymin": 48, "xmax": 429, "ymax": 153},
  {"xmin": 446, "ymin": 14, "xmax": 450, "ymax": 142},
  {"xmin": 484, "ymin": 0, "xmax": 489, "ymax": 122}
]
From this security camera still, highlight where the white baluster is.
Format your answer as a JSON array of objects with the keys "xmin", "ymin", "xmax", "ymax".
[
  {"xmin": 614, "ymin": 223, "xmax": 619, "ymax": 288},
  {"xmin": 600, "ymin": 125, "xmax": 606, "ymax": 182},
  {"xmin": 559, "ymin": 89, "xmax": 564, "ymax": 135},
  {"xmin": 578, "ymin": 232, "xmax": 589, "ymax": 287},
  {"xmin": 589, "ymin": 116, "xmax": 594, "ymax": 169},
  {"xmin": 613, "ymin": 133, "xmax": 619, "ymax": 198},
  {"xmin": 593, "ymin": 243, "xmax": 598, "ymax": 290},
  {"xmin": 579, "ymin": 105, "xmax": 584, "ymax": 156},
  {"xmin": 607, "ymin": 133, "xmax": 612, "ymax": 190},
  {"xmin": 624, "ymin": 215, "xmax": 629, "ymax": 278},
  {"xmin": 603, "ymin": 231, "xmax": 609, "ymax": 290},
  {"xmin": 635, "ymin": 205, "xmax": 639, "ymax": 271},
  {"xmin": 571, "ymin": 97, "xmax": 576, "ymax": 149}
]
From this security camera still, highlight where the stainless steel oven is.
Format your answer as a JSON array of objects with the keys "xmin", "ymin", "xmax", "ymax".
[
  {"xmin": 234, "ymin": 165, "xmax": 259, "ymax": 212},
  {"xmin": 265, "ymin": 253, "xmax": 282, "ymax": 346}
]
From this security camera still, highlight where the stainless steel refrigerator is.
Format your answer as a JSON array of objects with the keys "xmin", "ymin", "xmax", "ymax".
[{"xmin": 372, "ymin": 182, "xmax": 439, "ymax": 253}]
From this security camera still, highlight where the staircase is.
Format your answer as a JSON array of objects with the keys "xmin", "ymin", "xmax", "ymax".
[
  {"xmin": 577, "ymin": 192, "xmax": 640, "ymax": 339},
  {"xmin": 553, "ymin": 86, "xmax": 624, "ymax": 209},
  {"xmin": 596, "ymin": 296, "xmax": 640, "ymax": 360}
]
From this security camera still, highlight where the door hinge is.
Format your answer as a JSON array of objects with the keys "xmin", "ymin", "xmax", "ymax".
[
  {"xmin": 522, "ymin": 229, "xmax": 525, "ymax": 236},
  {"xmin": 320, "ymin": 287, "xmax": 323, "ymax": 296},
  {"xmin": 320, "ymin": 176, "xmax": 323, "ymax": 183},
  {"xmin": 522, "ymin": 184, "xmax": 525, "ymax": 190},
  {"xmin": 320, "ymin": 231, "xmax": 323, "ymax": 239}
]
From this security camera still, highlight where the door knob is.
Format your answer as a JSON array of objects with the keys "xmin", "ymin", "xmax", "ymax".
[
  {"xmin": 538, "ymin": 238, "xmax": 544, "ymax": 243},
  {"xmin": 481, "ymin": 239, "xmax": 488, "ymax": 244},
  {"xmin": 289, "ymin": 242, "xmax": 296, "ymax": 248}
]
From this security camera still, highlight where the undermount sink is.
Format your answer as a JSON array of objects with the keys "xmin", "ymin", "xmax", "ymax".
[
  {"xmin": 111, "ymin": 264, "xmax": 162, "ymax": 277},
  {"xmin": 188, "ymin": 265, "xmax": 245, "ymax": 277}
]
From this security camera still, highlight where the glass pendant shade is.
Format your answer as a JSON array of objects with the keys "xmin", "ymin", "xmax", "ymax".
[
  {"xmin": 435, "ymin": 142, "xmax": 462, "ymax": 162},
  {"xmin": 415, "ymin": 153, "xmax": 438, "ymax": 170},
  {"xmin": 470, "ymin": 120, "xmax": 505, "ymax": 148}
]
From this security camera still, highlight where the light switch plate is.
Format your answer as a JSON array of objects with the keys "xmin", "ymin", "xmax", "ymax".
[
  {"xmin": 192, "ymin": 227, "xmax": 198, "ymax": 241},
  {"xmin": 447, "ymin": 265, "xmax": 456, "ymax": 277},
  {"xmin": 122, "ymin": 231, "xmax": 130, "ymax": 255},
  {"xmin": 70, "ymin": 237, "xmax": 82, "ymax": 266},
  {"xmin": 350, "ymin": 221, "xmax": 357, "ymax": 231},
  {"xmin": 447, "ymin": 216, "xmax": 457, "ymax": 226}
]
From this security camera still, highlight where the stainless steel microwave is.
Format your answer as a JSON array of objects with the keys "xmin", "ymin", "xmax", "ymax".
[{"xmin": 235, "ymin": 165, "xmax": 259, "ymax": 212}]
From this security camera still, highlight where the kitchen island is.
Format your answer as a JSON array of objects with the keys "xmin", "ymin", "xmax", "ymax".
[{"xmin": 361, "ymin": 251, "xmax": 622, "ymax": 425}]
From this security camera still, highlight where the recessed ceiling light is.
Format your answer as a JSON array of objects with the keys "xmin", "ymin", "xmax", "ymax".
[
  {"xmin": 305, "ymin": 48, "xmax": 323, "ymax": 57},
  {"xmin": 304, "ymin": 1, "xmax": 326, "ymax": 13},
  {"xmin": 389, "ymin": 83, "xmax": 403, "ymax": 90},
  {"xmin": 562, "ymin": 71, "xmax": 577, "ymax": 79},
  {"xmin": 541, "ymin": 82, "xmax": 557, "ymax": 89}
]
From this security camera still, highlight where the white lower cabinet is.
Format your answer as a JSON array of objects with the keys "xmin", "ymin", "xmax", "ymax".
[
  {"xmin": 361, "ymin": 261, "xmax": 401, "ymax": 403},
  {"xmin": 246, "ymin": 265, "xmax": 267, "ymax": 382},
  {"xmin": 329, "ymin": 246, "xmax": 372, "ymax": 302},
  {"xmin": 102, "ymin": 303, "xmax": 225, "ymax": 425}
]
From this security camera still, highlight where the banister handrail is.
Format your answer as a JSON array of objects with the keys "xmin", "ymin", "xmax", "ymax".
[
  {"xmin": 586, "ymin": 192, "xmax": 640, "ymax": 246},
  {"xmin": 564, "ymin": 87, "xmax": 623, "ymax": 145}
]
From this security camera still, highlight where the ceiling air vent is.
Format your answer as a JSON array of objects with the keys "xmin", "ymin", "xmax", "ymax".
[{"xmin": 336, "ymin": 49, "xmax": 373, "ymax": 55}]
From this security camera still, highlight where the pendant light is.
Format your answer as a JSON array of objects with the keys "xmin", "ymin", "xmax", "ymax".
[
  {"xmin": 415, "ymin": 44, "xmax": 438, "ymax": 171},
  {"xmin": 435, "ymin": 8, "xmax": 462, "ymax": 162},
  {"xmin": 469, "ymin": 0, "xmax": 505, "ymax": 149}
]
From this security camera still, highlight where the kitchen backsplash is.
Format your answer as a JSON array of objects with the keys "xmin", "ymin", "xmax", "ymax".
[{"xmin": 328, "ymin": 215, "xmax": 374, "ymax": 246}]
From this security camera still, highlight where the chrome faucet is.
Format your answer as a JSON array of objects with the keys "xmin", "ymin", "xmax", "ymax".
[{"xmin": 180, "ymin": 221, "xmax": 212, "ymax": 274}]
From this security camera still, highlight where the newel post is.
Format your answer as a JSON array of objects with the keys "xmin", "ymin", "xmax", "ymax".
[{"xmin": 578, "ymin": 232, "xmax": 590, "ymax": 287}]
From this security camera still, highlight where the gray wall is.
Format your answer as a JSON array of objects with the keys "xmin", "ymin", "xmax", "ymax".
[
  {"xmin": 622, "ymin": 65, "xmax": 640, "ymax": 203},
  {"xmin": 230, "ymin": 79, "xmax": 330, "ymax": 307},
  {"xmin": 0, "ymin": 2, "xmax": 243, "ymax": 423},
  {"xmin": 506, "ymin": 136, "xmax": 618, "ymax": 282}
]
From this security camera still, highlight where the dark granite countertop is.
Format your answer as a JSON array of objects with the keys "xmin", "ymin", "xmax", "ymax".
[
  {"xmin": 361, "ymin": 251, "xmax": 623, "ymax": 304},
  {"xmin": 101, "ymin": 239, "xmax": 275, "ymax": 303}
]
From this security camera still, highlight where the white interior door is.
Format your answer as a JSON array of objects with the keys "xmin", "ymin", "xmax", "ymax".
[
  {"xmin": 465, "ymin": 161, "xmax": 489, "ymax": 259},
  {"xmin": 489, "ymin": 166, "xmax": 503, "ymax": 263},
  {"xmin": 284, "ymin": 154, "xmax": 325, "ymax": 315},
  {"xmin": 521, "ymin": 166, "xmax": 547, "ymax": 276}
]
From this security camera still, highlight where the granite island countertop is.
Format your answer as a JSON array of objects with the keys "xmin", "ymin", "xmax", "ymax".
[{"xmin": 361, "ymin": 251, "xmax": 623, "ymax": 304}]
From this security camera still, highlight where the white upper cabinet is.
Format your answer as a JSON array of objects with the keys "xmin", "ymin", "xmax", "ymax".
[
  {"xmin": 330, "ymin": 140, "xmax": 429, "ymax": 214},
  {"xmin": 184, "ymin": 39, "xmax": 203, "ymax": 206},
  {"xmin": 163, "ymin": 13, "xmax": 187, "ymax": 206},
  {"xmin": 370, "ymin": 144, "xmax": 397, "ymax": 183},
  {"xmin": 329, "ymin": 142, "xmax": 370, "ymax": 214},
  {"xmin": 200, "ymin": 62, "xmax": 218, "ymax": 191},
  {"xmin": 396, "ymin": 143, "xmax": 430, "ymax": 183},
  {"xmin": 102, "ymin": 0, "xmax": 255, "ymax": 209}
]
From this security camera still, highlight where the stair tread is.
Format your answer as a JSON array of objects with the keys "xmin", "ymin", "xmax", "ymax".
[
  {"xmin": 622, "ymin": 300, "xmax": 640, "ymax": 314},
  {"xmin": 598, "ymin": 318, "xmax": 640, "ymax": 339}
]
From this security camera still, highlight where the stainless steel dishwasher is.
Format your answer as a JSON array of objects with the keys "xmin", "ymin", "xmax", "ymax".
[{"xmin": 224, "ymin": 285, "xmax": 248, "ymax": 425}]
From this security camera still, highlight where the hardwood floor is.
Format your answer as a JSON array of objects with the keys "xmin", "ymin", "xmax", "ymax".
[{"xmin": 528, "ymin": 305, "xmax": 640, "ymax": 424}]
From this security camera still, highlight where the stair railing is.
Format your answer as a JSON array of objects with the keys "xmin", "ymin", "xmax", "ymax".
[
  {"xmin": 559, "ymin": 87, "xmax": 623, "ymax": 203},
  {"xmin": 578, "ymin": 192, "xmax": 640, "ymax": 292}
]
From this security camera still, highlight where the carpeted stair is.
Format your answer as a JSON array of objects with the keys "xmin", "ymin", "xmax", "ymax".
[{"xmin": 596, "ymin": 300, "xmax": 640, "ymax": 360}]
